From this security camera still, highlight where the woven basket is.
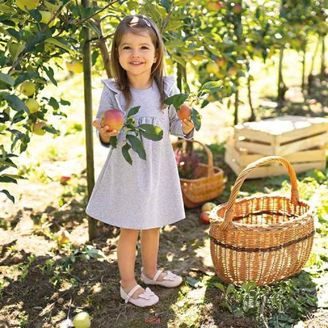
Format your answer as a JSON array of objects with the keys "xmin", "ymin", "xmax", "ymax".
[
  {"xmin": 209, "ymin": 156, "xmax": 315, "ymax": 286},
  {"xmin": 173, "ymin": 139, "xmax": 226, "ymax": 209}
]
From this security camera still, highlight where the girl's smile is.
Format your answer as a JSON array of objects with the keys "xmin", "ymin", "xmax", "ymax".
[{"xmin": 118, "ymin": 31, "xmax": 157, "ymax": 88}]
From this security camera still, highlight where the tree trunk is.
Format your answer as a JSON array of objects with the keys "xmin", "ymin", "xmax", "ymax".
[
  {"xmin": 247, "ymin": 74, "xmax": 256, "ymax": 121},
  {"xmin": 307, "ymin": 35, "xmax": 320, "ymax": 93},
  {"xmin": 301, "ymin": 41, "xmax": 306, "ymax": 95},
  {"xmin": 234, "ymin": 85, "xmax": 239, "ymax": 125},
  {"xmin": 97, "ymin": 37, "xmax": 111, "ymax": 78},
  {"xmin": 82, "ymin": 0, "xmax": 97, "ymax": 240},
  {"xmin": 320, "ymin": 33, "xmax": 326, "ymax": 82},
  {"xmin": 277, "ymin": 46, "xmax": 286, "ymax": 107}
]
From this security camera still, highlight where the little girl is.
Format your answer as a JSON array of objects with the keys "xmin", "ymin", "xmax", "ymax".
[{"xmin": 86, "ymin": 15, "xmax": 194, "ymax": 307}]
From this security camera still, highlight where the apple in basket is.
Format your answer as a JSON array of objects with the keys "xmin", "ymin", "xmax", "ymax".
[
  {"xmin": 201, "ymin": 202, "xmax": 216, "ymax": 212},
  {"xmin": 199, "ymin": 211, "xmax": 211, "ymax": 224},
  {"xmin": 101, "ymin": 109, "xmax": 124, "ymax": 132}
]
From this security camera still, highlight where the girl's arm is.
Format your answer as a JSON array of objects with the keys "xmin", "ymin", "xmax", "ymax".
[
  {"xmin": 94, "ymin": 86, "xmax": 119, "ymax": 147},
  {"xmin": 168, "ymin": 84, "xmax": 194, "ymax": 139}
]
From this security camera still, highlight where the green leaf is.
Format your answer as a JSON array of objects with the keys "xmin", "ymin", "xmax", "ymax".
[
  {"xmin": 200, "ymin": 99, "xmax": 210, "ymax": 108},
  {"xmin": 45, "ymin": 37, "xmax": 72, "ymax": 53},
  {"xmin": 0, "ymin": 4, "xmax": 13, "ymax": 14},
  {"xmin": 164, "ymin": 93, "xmax": 189, "ymax": 109},
  {"xmin": 127, "ymin": 134, "xmax": 146, "ymax": 160},
  {"xmin": 91, "ymin": 50, "xmax": 99, "ymax": 66},
  {"xmin": 191, "ymin": 108, "xmax": 201, "ymax": 131},
  {"xmin": 83, "ymin": 245, "xmax": 105, "ymax": 260},
  {"xmin": 0, "ymin": 157, "xmax": 17, "ymax": 168},
  {"xmin": 109, "ymin": 136, "xmax": 118, "ymax": 148},
  {"xmin": 49, "ymin": 97, "xmax": 59, "ymax": 110},
  {"xmin": 0, "ymin": 72, "xmax": 15, "ymax": 87},
  {"xmin": 0, "ymin": 92, "xmax": 28, "ymax": 112},
  {"xmin": 214, "ymin": 282, "xmax": 226, "ymax": 292},
  {"xmin": 0, "ymin": 189, "xmax": 15, "ymax": 203},
  {"xmin": 160, "ymin": 0, "xmax": 171, "ymax": 12},
  {"xmin": 127, "ymin": 106, "xmax": 140, "ymax": 118},
  {"xmin": 185, "ymin": 276, "xmax": 202, "ymax": 288},
  {"xmin": 122, "ymin": 143, "xmax": 132, "ymax": 165},
  {"xmin": 0, "ymin": 175, "xmax": 17, "ymax": 183},
  {"xmin": 25, "ymin": 30, "xmax": 52, "ymax": 52},
  {"xmin": 44, "ymin": 66, "xmax": 57, "ymax": 86},
  {"xmin": 30, "ymin": 9, "xmax": 42, "ymax": 21},
  {"xmin": 139, "ymin": 124, "xmax": 163, "ymax": 141},
  {"xmin": 44, "ymin": 125, "xmax": 59, "ymax": 135},
  {"xmin": 7, "ymin": 28, "xmax": 21, "ymax": 40},
  {"xmin": 199, "ymin": 81, "xmax": 222, "ymax": 94}
]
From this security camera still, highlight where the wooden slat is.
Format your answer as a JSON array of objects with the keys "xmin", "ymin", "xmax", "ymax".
[
  {"xmin": 225, "ymin": 140, "xmax": 327, "ymax": 179},
  {"xmin": 277, "ymin": 132, "xmax": 328, "ymax": 155},
  {"xmin": 226, "ymin": 141, "xmax": 326, "ymax": 166},
  {"xmin": 236, "ymin": 140, "xmax": 273, "ymax": 155},
  {"xmin": 234, "ymin": 116, "xmax": 328, "ymax": 155}
]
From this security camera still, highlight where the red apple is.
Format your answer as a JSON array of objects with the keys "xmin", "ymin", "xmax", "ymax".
[
  {"xmin": 216, "ymin": 57, "xmax": 227, "ymax": 69},
  {"xmin": 207, "ymin": 1, "xmax": 224, "ymax": 11},
  {"xmin": 217, "ymin": 1, "xmax": 225, "ymax": 10},
  {"xmin": 59, "ymin": 175, "xmax": 71, "ymax": 185},
  {"xmin": 101, "ymin": 109, "xmax": 124, "ymax": 132},
  {"xmin": 178, "ymin": 104, "xmax": 191, "ymax": 121},
  {"xmin": 232, "ymin": 4, "xmax": 242, "ymax": 14},
  {"xmin": 199, "ymin": 211, "xmax": 211, "ymax": 224}
]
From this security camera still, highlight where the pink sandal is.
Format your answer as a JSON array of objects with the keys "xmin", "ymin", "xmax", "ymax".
[
  {"xmin": 141, "ymin": 268, "xmax": 183, "ymax": 288},
  {"xmin": 120, "ymin": 284, "xmax": 159, "ymax": 307}
]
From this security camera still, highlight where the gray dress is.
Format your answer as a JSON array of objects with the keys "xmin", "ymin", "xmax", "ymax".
[{"xmin": 86, "ymin": 76, "xmax": 191, "ymax": 229}]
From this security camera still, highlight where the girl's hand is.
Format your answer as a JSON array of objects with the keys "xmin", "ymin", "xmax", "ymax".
[
  {"xmin": 182, "ymin": 118, "xmax": 194, "ymax": 135},
  {"xmin": 93, "ymin": 119, "xmax": 120, "ymax": 144}
]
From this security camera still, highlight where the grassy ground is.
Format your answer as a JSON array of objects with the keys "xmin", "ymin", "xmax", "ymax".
[{"xmin": 0, "ymin": 46, "xmax": 327, "ymax": 327}]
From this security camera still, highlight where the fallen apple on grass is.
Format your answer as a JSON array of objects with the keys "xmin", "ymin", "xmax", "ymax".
[
  {"xmin": 101, "ymin": 109, "xmax": 124, "ymax": 132},
  {"xmin": 199, "ymin": 211, "xmax": 211, "ymax": 224},
  {"xmin": 56, "ymin": 229, "xmax": 70, "ymax": 246},
  {"xmin": 73, "ymin": 311, "xmax": 91, "ymax": 328}
]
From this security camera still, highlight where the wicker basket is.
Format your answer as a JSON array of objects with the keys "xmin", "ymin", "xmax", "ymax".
[
  {"xmin": 173, "ymin": 139, "xmax": 226, "ymax": 209},
  {"xmin": 209, "ymin": 156, "xmax": 315, "ymax": 286}
]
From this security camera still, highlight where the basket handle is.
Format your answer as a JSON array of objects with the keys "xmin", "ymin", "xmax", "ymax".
[
  {"xmin": 174, "ymin": 139, "xmax": 214, "ymax": 176},
  {"xmin": 221, "ymin": 156, "xmax": 299, "ymax": 230}
]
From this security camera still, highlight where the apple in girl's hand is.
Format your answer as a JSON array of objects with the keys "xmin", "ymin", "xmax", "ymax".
[
  {"xmin": 101, "ymin": 109, "xmax": 124, "ymax": 132},
  {"xmin": 177, "ymin": 104, "xmax": 191, "ymax": 121},
  {"xmin": 199, "ymin": 211, "xmax": 211, "ymax": 224}
]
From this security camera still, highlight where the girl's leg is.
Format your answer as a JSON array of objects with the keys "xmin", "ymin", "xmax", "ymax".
[
  {"xmin": 141, "ymin": 228, "xmax": 182, "ymax": 286},
  {"xmin": 117, "ymin": 228, "xmax": 143, "ymax": 297},
  {"xmin": 140, "ymin": 228, "xmax": 162, "ymax": 278}
]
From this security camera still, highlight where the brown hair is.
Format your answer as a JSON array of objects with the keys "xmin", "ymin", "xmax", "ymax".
[{"xmin": 110, "ymin": 15, "xmax": 166, "ymax": 110}]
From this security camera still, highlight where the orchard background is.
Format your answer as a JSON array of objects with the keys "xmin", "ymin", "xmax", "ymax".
[{"xmin": 0, "ymin": 0, "xmax": 327, "ymax": 327}]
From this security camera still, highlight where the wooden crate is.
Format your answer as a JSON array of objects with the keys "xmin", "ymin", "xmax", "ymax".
[
  {"xmin": 235, "ymin": 115, "xmax": 328, "ymax": 156},
  {"xmin": 225, "ymin": 139, "xmax": 326, "ymax": 179}
]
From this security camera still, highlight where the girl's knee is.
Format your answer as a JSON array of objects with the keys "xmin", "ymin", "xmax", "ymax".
[{"xmin": 120, "ymin": 228, "xmax": 140, "ymax": 236}]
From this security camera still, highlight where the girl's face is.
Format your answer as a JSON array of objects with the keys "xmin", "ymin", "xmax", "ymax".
[{"xmin": 118, "ymin": 31, "xmax": 157, "ymax": 84}]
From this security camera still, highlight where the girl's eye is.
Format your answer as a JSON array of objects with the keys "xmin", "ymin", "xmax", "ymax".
[
  {"xmin": 122, "ymin": 46, "xmax": 130, "ymax": 50},
  {"xmin": 141, "ymin": 46, "xmax": 149, "ymax": 49}
]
